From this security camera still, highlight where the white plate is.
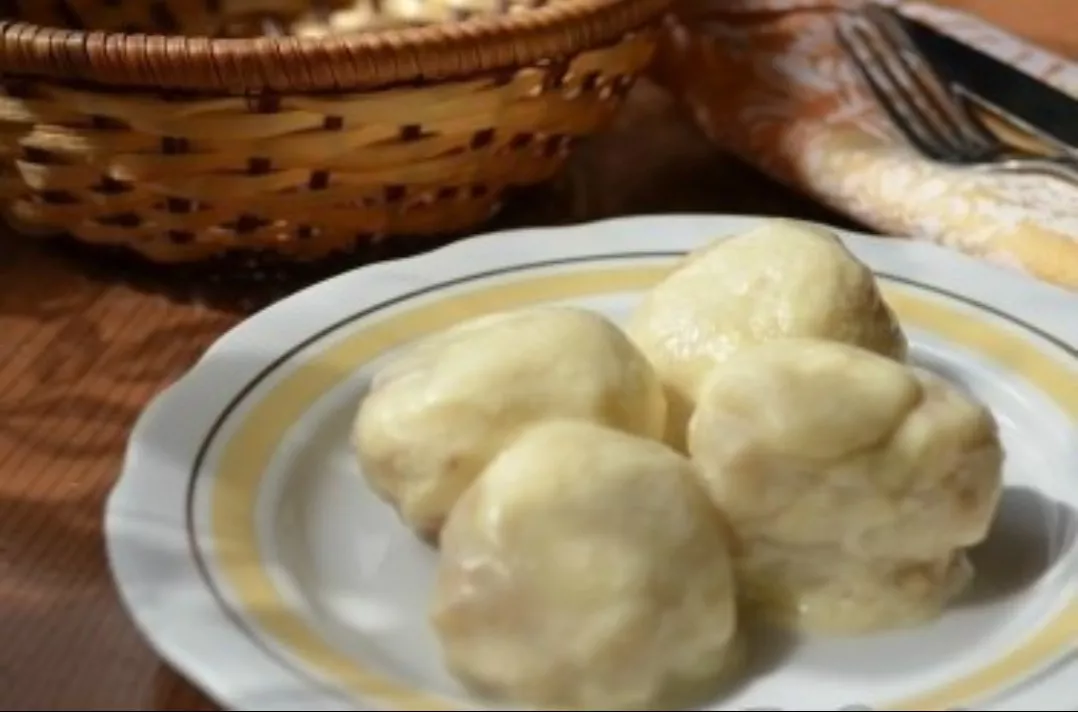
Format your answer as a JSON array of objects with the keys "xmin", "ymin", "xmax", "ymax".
[{"xmin": 106, "ymin": 215, "xmax": 1078, "ymax": 712}]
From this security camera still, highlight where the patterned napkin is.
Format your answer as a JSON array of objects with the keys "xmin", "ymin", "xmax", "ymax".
[{"xmin": 656, "ymin": 0, "xmax": 1078, "ymax": 290}]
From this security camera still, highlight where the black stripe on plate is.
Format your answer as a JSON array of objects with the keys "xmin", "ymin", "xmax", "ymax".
[{"xmin": 177, "ymin": 251, "xmax": 1078, "ymax": 706}]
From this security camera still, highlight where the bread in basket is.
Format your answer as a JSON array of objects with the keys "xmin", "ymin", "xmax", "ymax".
[{"xmin": 0, "ymin": 0, "xmax": 668, "ymax": 262}]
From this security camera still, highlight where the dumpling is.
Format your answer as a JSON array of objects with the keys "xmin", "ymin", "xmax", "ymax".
[
  {"xmin": 352, "ymin": 306, "xmax": 666, "ymax": 543},
  {"xmin": 431, "ymin": 419, "xmax": 740, "ymax": 710},
  {"xmin": 687, "ymin": 338, "xmax": 1003, "ymax": 634},
  {"xmin": 627, "ymin": 219, "xmax": 907, "ymax": 451}
]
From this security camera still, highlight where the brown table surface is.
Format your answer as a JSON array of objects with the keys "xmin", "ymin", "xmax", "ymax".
[{"xmin": 1, "ymin": 1, "xmax": 1074, "ymax": 709}]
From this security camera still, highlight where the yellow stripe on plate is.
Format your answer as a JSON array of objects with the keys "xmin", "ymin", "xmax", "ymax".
[{"xmin": 208, "ymin": 267, "xmax": 1078, "ymax": 711}]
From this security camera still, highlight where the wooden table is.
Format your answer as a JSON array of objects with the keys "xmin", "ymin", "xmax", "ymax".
[{"xmin": 0, "ymin": 2, "xmax": 1072, "ymax": 709}]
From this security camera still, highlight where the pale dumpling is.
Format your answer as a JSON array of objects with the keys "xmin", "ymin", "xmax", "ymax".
[
  {"xmin": 352, "ymin": 306, "xmax": 666, "ymax": 543},
  {"xmin": 432, "ymin": 419, "xmax": 740, "ymax": 710},
  {"xmin": 628, "ymin": 219, "xmax": 907, "ymax": 450},
  {"xmin": 687, "ymin": 338, "xmax": 1003, "ymax": 634}
]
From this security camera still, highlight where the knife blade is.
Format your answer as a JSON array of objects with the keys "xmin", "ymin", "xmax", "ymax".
[{"xmin": 886, "ymin": 8, "xmax": 1078, "ymax": 152}]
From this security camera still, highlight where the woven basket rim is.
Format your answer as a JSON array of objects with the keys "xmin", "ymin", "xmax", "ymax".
[{"xmin": 0, "ymin": 0, "xmax": 669, "ymax": 92}]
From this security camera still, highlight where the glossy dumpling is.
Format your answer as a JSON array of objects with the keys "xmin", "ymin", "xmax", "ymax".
[
  {"xmin": 627, "ymin": 219, "xmax": 907, "ymax": 450},
  {"xmin": 432, "ymin": 419, "xmax": 740, "ymax": 710},
  {"xmin": 352, "ymin": 306, "xmax": 666, "ymax": 543},
  {"xmin": 687, "ymin": 338, "xmax": 1004, "ymax": 633}
]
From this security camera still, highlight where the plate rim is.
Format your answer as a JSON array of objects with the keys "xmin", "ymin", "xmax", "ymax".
[{"xmin": 104, "ymin": 214, "xmax": 1078, "ymax": 711}]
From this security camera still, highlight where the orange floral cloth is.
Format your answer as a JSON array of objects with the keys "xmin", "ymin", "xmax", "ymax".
[{"xmin": 657, "ymin": 0, "xmax": 1078, "ymax": 290}]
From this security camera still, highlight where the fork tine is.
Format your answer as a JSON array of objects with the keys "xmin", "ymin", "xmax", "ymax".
[
  {"xmin": 866, "ymin": 5, "xmax": 999, "ymax": 157},
  {"xmin": 851, "ymin": 15, "xmax": 970, "ymax": 161},
  {"xmin": 836, "ymin": 15, "xmax": 955, "ymax": 160}
]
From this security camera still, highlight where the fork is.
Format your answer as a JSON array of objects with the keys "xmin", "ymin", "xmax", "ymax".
[{"xmin": 835, "ymin": 5, "xmax": 1078, "ymax": 187}]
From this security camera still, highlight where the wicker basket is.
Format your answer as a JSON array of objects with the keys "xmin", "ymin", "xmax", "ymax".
[{"xmin": 0, "ymin": 0, "xmax": 667, "ymax": 263}]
